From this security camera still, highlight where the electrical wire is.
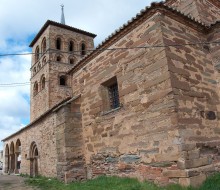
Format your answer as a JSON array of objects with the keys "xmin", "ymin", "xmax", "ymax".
[
  {"xmin": 0, "ymin": 41, "xmax": 219, "ymax": 87},
  {"xmin": 0, "ymin": 41, "xmax": 219, "ymax": 57}
]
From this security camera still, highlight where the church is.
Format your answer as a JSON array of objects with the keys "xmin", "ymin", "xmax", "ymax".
[{"xmin": 2, "ymin": 0, "xmax": 220, "ymax": 187}]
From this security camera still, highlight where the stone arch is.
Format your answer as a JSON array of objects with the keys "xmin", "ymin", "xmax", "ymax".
[
  {"xmin": 15, "ymin": 139, "xmax": 21, "ymax": 173},
  {"xmin": 55, "ymin": 53, "xmax": 64, "ymax": 62},
  {"xmin": 29, "ymin": 142, "xmax": 39, "ymax": 177},
  {"xmin": 40, "ymin": 74, "xmax": 46, "ymax": 90},
  {"xmin": 68, "ymin": 56, "xmax": 76, "ymax": 65},
  {"xmin": 4, "ymin": 144, "xmax": 9, "ymax": 173},
  {"xmin": 80, "ymin": 42, "xmax": 86, "ymax": 56},
  {"xmin": 33, "ymin": 81, "xmax": 38, "ymax": 96},
  {"xmin": 41, "ymin": 37, "xmax": 46, "ymax": 53},
  {"xmin": 35, "ymin": 46, "xmax": 40, "ymax": 62},
  {"xmin": 68, "ymin": 40, "xmax": 74, "ymax": 52},
  {"xmin": 9, "ymin": 141, "xmax": 15, "ymax": 173},
  {"xmin": 56, "ymin": 36, "xmax": 62, "ymax": 50},
  {"xmin": 42, "ymin": 56, "xmax": 47, "ymax": 66}
]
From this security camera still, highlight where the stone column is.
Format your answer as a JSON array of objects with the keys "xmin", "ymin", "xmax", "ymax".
[
  {"xmin": 4, "ymin": 155, "xmax": 9, "ymax": 173},
  {"xmin": 9, "ymin": 154, "xmax": 12, "ymax": 174},
  {"xmin": 14, "ymin": 152, "xmax": 19, "ymax": 174}
]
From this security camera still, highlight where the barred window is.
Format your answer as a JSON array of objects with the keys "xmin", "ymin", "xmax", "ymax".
[
  {"xmin": 101, "ymin": 76, "xmax": 120, "ymax": 112},
  {"xmin": 108, "ymin": 83, "xmax": 120, "ymax": 109}
]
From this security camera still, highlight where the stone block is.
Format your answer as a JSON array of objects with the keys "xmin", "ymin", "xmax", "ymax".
[
  {"xmin": 162, "ymin": 169, "xmax": 188, "ymax": 178},
  {"xmin": 179, "ymin": 144, "xmax": 196, "ymax": 151},
  {"xmin": 178, "ymin": 157, "xmax": 211, "ymax": 169},
  {"xmin": 179, "ymin": 174, "xmax": 206, "ymax": 187}
]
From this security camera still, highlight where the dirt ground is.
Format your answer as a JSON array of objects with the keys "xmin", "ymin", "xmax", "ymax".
[{"xmin": 0, "ymin": 174, "xmax": 39, "ymax": 190}]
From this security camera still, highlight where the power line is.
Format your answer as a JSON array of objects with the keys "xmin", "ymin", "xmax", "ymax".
[
  {"xmin": 0, "ymin": 41, "xmax": 219, "ymax": 57},
  {"xmin": 0, "ymin": 41, "xmax": 219, "ymax": 87}
]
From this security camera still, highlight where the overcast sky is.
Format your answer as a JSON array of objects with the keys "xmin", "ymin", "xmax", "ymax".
[{"xmin": 0, "ymin": 0, "xmax": 158, "ymax": 150}]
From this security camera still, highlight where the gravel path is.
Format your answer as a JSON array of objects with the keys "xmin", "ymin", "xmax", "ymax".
[{"xmin": 0, "ymin": 174, "xmax": 39, "ymax": 190}]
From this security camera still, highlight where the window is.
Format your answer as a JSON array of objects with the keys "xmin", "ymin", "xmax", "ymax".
[
  {"xmin": 101, "ymin": 76, "xmax": 120, "ymax": 111},
  {"xmin": 56, "ymin": 55, "xmax": 61, "ymax": 62},
  {"xmin": 33, "ymin": 67, "xmax": 36, "ymax": 74},
  {"xmin": 108, "ymin": 83, "xmax": 120, "ymax": 109},
  {"xmin": 69, "ymin": 57, "xmax": 75, "ymax": 64},
  {"xmin": 42, "ymin": 38, "xmax": 46, "ymax": 53},
  {"xmin": 81, "ymin": 43, "xmax": 86, "ymax": 56},
  {"xmin": 60, "ymin": 76, "xmax": 66, "ymax": 86},
  {"xmin": 33, "ymin": 82, "xmax": 38, "ymax": 96},
  {"xmin": 69, "ymin": 41, "xmax": 74, "ymax": 52},
  {"xmin": 41, "ymin": 75, "xmax": 46, "ymax": 90},
  {"xmin": 37, "ymin": 63, "xmax": 41, "ymax": 71},
  {"xmin": 35, "ymin": 46, "xmax": 40, "ymax": 62},
  {"xmin": 56, "ymin": 38, "xmax": 61, "ymax": 50}
]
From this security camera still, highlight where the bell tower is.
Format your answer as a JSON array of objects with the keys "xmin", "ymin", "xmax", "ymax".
[{"xmin": 29, "ymin": 7, "xmax": 96, "ymax": 121}]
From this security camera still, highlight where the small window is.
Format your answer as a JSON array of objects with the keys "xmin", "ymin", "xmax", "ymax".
[
  {"xmin": 33, "ymin": 82, "xmax": 38, "ymax": 96},
  {"xmin": 37, "ymin": 63, "xmax": 41, "ymax": 71},
  {"xmin": 56, "ymin": 38, "xmax": 61, "ymax": 50},
  {"xmin": 60, "ymin": 76, "xmax": 66, "ymax": 86},
  {"xmin": 35, "ymin": 46, "xmax": 40, "ymax": 62},
  {"xmin": 101, "ymin": 77, "xmax": 120, "ymax": 111},
  {"xmin": 42, "ymin": 38, "xmax": 46, "ymax": 53},
  {"xmin": 69, "ymin": 57, "xmax": 74, "ymax": 64},
  {"xmin": 81, "ymin": 43, "xmax": 86, "ymax": 56},
  {"xmin": 57, "ymin": 56, "xmax": 61, "ymax": 62},
  {"xmin": 41, "ymin": 75, "xmax": 46, "ymax": 90},
  {"xmin": 69, "ymin": 41, "xmax": 74, "ymax": 52}
]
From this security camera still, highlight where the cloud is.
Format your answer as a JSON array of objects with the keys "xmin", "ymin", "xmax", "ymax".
[{"xmin": 0, "ymin": 54, "xmax": 30, "ymax": 150}]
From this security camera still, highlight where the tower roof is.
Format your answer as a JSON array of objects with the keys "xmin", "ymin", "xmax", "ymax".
[
  {"xmin": 29, "ymin": 20, "xmax": 96, "ymax": 47},
  {"xmin": 61, "ymin": 4, "xmax": 65, "ymax": 25}
]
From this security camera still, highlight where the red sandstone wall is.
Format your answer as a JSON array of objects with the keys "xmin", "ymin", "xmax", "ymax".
[{"xmin": 71, "ymin": 13, "xmax": 180, "ymax": 184}]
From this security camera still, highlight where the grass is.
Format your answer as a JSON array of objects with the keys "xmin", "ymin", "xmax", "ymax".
[{"xmin": 25, "ymin": 173, "xmax": 220, "ymax": 190}]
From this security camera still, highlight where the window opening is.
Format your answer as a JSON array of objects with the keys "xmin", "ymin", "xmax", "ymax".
[
  {"xmin": 81, "ymin": 43, "xmax": 86, "ymax": 56},
  {"xmin": 69, "ymin": 41, "xmax": 74, "ymax": 52},
  {"xmin": 56, "ymin": 38, "xmax": 61, "ymax": 50},
  {"xmin": 60, "ymin": 76, "xmax": 66, "ymax": 86}
]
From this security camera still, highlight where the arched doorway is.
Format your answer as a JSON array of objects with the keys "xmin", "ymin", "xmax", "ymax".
[
  {"xmin": 15, "ymin": 139, "xmax": 21, "ymax": 174},
  {"xmin": 30, "ymin": 142, "xmax": 39, "ymax": 177},
  {"xmin": 9, "ymin": 142, "xmax": 15, "ymax": 173},
  {"xmin": 4, "ymin": 144, "xmax": 9, "ymax": 173}
]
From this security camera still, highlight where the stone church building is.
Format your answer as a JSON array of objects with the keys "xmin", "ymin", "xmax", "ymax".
[{"xmin": 3, "ymin": 0, "xmax": 220, "ymax": 187}]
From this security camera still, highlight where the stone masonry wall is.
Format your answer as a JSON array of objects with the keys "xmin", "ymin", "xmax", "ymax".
[
  {"xmin": 160, "ymin": 15, "xmax": 220, "ymax": 186},
  {"xmin": 166, "ymin": 0, "xmax": 220, "ymax": 25},
  {"xmin": 3, "ymin": 113, "xmax": 57, "ymax": 177},
  {"xmin": 30, "ymin": 25, "xmax": 95, "ymax": 121},
  {"xmin": 71, "ymin": 13, "xmax": 181, "ymax": 185},
  {"xmin": 55, "ymin": 97, "xmax": 86, "ymax": 183}
]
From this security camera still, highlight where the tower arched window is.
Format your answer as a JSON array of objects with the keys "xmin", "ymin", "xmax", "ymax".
[
  {"xmin": 56, "ymin": 38, "xmax": 61, "ymax": 50},
  {"xmin": 81, "ymin": 43, "xmax": 86, "ymax": 56},
  {"xmin": 42, "ymin": 38, "xmax": 46, "ymax": 53},
  {"xmin": 33, "ymin": 82, "xmax": 38, "ymax": 96},
  {"xmin": 69, "ymin": 41, "xmax": 74, "ymax": 52},
  {"xmin": 35, "ymin": 46, "xmax": 40, "ymax": 62},
  {"xmin": 60, "ymin": 76, "xmax": 66, "ymax": 86},
  {"xmin": 41, "ymin": 75, "xmax": 46, "ymax": 90}
]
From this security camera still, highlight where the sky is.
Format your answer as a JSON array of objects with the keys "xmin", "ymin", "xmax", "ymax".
[{"xmin": 0, "ymin": 0, "xmax": 158, "ymax": 150}]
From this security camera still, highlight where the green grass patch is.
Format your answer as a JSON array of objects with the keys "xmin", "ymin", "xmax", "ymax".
[{"xmin": 25, "ymin": 173, "xmax": 220, "ymax": 190}]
